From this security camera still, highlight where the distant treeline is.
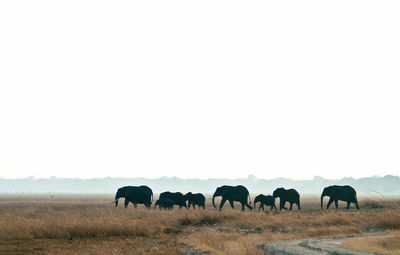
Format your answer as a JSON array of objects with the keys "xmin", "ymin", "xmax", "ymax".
[{"xmin": 1, "ymin": 175, "xmax": 399, "ymax": 195}]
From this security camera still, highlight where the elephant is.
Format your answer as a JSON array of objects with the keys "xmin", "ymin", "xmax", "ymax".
[
  {"xmin": 321, "ymin": 185, "xmax": 360, "ymax": 210},
  {"xmin": 212, "ymin": 185, "xmax": 252, "ymax": 211},
  {"xmin": 159, "ymin": 191, "xmax": 187, "ymax": 208},
  {"xmin": 183, "ymin": 192, "xmax": 206, "ymax": 209},
  {"xmin": 113, "ymin": 185, "xmax": 153, "ymax": 208},
  {"xmin": 254, "ymin": 194, "xmax": 277, "ymax": 211},
  {"xmin": 154, "ymin": 198, "xmax": 174, "ymax": 210},
  {"xmin": 273, "ymin": 187, "xmax": 301, "ymax": 210}
]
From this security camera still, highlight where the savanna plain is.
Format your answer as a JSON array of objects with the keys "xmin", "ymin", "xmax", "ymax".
[{"xmin": 0, "ymin": 194, "xmax": 399, "ymax": 255}]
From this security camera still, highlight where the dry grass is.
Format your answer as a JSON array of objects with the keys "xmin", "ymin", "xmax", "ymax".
[
  {"xmin": 343, "ymin": 235, "xmax": 400, "ymax": 255},
  {"xmin": 0, "ymin": 195, "xmax": 399, "ymax": 254}
]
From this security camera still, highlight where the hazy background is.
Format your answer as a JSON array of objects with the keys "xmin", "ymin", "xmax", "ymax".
[
  {"xmin": 1, "ymin": 175, "xmax": 400, "ymax": 195},
  {"xmin": 1, "ymin": 1, "xmax": 400, "ymax": 181}
]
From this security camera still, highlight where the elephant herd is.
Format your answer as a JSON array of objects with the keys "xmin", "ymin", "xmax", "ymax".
[{"xmin": 113, "ymin": 184, "xmax": 360, "ymax": 211}]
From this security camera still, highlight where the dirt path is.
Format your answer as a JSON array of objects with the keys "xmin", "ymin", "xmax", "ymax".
[{"xmin": 258, "ymin": 235, "xmax": 391, "ymax": 255}]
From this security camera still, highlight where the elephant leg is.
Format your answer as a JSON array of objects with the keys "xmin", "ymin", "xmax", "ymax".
[
  {"xmin": 346, "ymin": 201, "xmax": 351, "ymax": 209},
  {"xmin": 219, "ymin": 198, "xmax": 227, "ymax": 210},
  {"xmin": 297, "ymin": 202, "xmax": 301, "ymax": 210},
  {"xmin": 261, "ymin": 204, "xmax": 264, "ymax": 211},
  {"xmin": 124, "ymin": 199, "xmax": 129, "ymax": 208},
  {"xmin": 229, "ymin": 200, "xmax": 235, "ymax": 209},
  {"xmin": 326, "ymin": 197, "xmax": 334, "ymax": 209},
  {"xmin": 334, "ymin": 200, "xmax": 339, "ymax": 208},
  {"xmin": 289, "ymin": 203, "xmax": 293, "ymax": 210},
  {"xmin": 246, "ymin": 203, "xmax": 253, "ymax": 210},
  {"xmin": 241, "ymin": 203, "xmax": 245, "ymax": 211},
  {"xmin": 355, "ymin": 201, "xmax": 360, "ymax": 210},
  {"xmin": 280, "ymin": 201, "xmax": 287, "ymax": 210}
]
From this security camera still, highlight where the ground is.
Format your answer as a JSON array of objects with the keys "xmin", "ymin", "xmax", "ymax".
[{"xmin": 0, "ymin": 194, "xmax": 399, "ymax": 255}]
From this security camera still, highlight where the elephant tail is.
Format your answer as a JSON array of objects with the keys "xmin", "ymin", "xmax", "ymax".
[{"xmin": 248, "ymin": 194, "xmax": 251, "ymax": 205}]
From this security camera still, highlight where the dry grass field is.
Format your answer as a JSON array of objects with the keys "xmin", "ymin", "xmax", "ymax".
[{"xmin": 0, "ymin": 194, "xmax": 399, "ymax": 255}]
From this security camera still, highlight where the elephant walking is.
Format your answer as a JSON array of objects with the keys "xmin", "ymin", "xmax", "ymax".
[
  {"xmin": 321, "ymin": 185, "xmax": 360, "ymax": 210},
  {"xmin": 254, "ymin": 194, "xmax": 277, "ymax": 211},
  {"xmin": 154, "ymin": 198, "xmax": 174, "ymax": 210},
  {"xmin": 183, "ymin": 192, "xmax": 206, "ymax": 209},
  {"xmin": 273, "ymin": 187, "xmax": 300, "ymax": 210},
  {"xmin": 159, "ymin": 191, "xmax": 187, "ymax": 208},
  {"xmin": 113, "ymin": 185, "xmax": 153, "ymax": 208},
  {"xmin": 212, "ymin": 185, "xmax": 252, "ymax": 211}
]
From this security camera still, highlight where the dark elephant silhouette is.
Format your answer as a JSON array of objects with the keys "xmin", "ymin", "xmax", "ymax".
[
  {"xmin": 254, "ymin": 194, "xmax": 277, "ymax": 211},
  {"xmin": 212, "ymin": 185, "xmax": 252, "ymax": 211},
  {"xmin": 113, "ymin": 185, "xmax": 153, "ymax": 208},
  {"xmin": 154, "ymin": 198, "xmax": 174, "ymax": 210},
  {"xmin": 183, "ymin": 192, "xmax": 206, "ymax": 209},
  {"xmin": 273, "ymin": 187, "xmax": 301, "ymax": 210},
  {"xmin": 321, "ymin": 185, "xmax": 360, "ymax": 210},
  {"xmin": 159, "ymin": 191, "xmax": 187, "ymax": 208}
]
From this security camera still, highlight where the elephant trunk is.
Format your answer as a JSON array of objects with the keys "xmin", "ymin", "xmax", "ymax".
[
  {"xmin": 114, "ymin": 192, "xmax": 121, "ymax": 207},
  {"xmin": 212, "ymin": 196, "xmax": 217, "ymax": 208},
  {"xmin": 320, "ymin": 195, "xmax": 324, "ymax": 210}
]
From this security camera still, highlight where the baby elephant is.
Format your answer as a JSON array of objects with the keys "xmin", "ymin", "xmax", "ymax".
[
  {"xmin": 254, "ymin": 194, "xmax": 277, "ymax": 211},
  {"xmin": 154, "ymin": 198, "xmax": 174, "ymax": 210}
]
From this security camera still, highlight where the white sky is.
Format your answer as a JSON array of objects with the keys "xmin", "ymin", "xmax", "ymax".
[{"xmin": 1, "ymin": 1, "xmax": 400, "ymax": 180}]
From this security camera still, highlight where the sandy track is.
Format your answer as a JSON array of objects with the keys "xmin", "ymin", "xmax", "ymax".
[{"xmin": 258, "ymin": 235, "xmax": 391, "ymax": 255}]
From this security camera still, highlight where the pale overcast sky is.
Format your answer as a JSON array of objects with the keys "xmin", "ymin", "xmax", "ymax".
[{"xmin": 1, "ymin": 1, "xmax": 399, "ymax": 180}]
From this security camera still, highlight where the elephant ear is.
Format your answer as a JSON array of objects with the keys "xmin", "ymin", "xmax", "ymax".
[
  {"xmin": 221, "ymin": 186, "xmax": 230, "ymax": 197},
  {"xmin": 123, "ymin": 188, "xmax": 131, "ymax": 197}
]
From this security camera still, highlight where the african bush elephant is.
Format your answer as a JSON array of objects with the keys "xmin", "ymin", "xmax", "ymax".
[
  {"xmin": 113, "ymin": 185, "xmax": 153, "ymax": 208},
  {"xmin": 254, "ymin": 194, "xmax": 277, "ymax": 211},
  {"xmin": 212, "ymin": 185, "xmax": 252, "ymax": 211},
  {"xmin": 159, "ymin": 191, "xmax": 187, "ymax": 208},
  {"xmin": 321, "ymin": 185, "xmax": 360, "ymax": 210},
  {"xmin": 183, "ymin": 192, "xmax": 206, "ymax": 209},
  {"xmin": 273, "ymin": 187, "xmax": 301, "ymax": 210},
  {"xmin": 154, "ymin": 198, "xmax": 174, "ymax": 210}
]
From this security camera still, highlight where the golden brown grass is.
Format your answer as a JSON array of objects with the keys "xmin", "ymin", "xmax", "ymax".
[
  {"xmin": 343, "ymin": 235, "xmax": 400, "ymax": 255},
  {"xmin": 0, "ymin": 195, "xmax": 399, "ymax": 255}
]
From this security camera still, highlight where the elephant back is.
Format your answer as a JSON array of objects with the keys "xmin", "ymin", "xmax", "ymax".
[{"xmin": 127, "ymin": 185, "xmax": 153, "ymax": 203}]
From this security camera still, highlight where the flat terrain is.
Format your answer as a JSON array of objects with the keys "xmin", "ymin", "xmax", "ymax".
[{"xmin": 0, "ymin": 194, "xmax": 399, "ymax": 255}]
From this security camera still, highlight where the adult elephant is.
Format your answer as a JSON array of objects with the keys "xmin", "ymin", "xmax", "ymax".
[
  {"xmin": 113, "ymin": 185, "xmax": 153, "ymax": 208},
  {"xmin": 321, "ymin": 185, "xmax": 360, "ymax": 210},
  {"xmin": 273, "ymin": 187, "xmax": 301, "ymax": 210},
  {"xmin": 159, "ymin": 191, "xmax": 187, "ymax": 208},
  {"xmin": 183, "ymin": 192, "xmax": 206, "ymax": 209},
  {"xmin": 212, "ymin": 185, "xmax": 252, "ymax": 211}
]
